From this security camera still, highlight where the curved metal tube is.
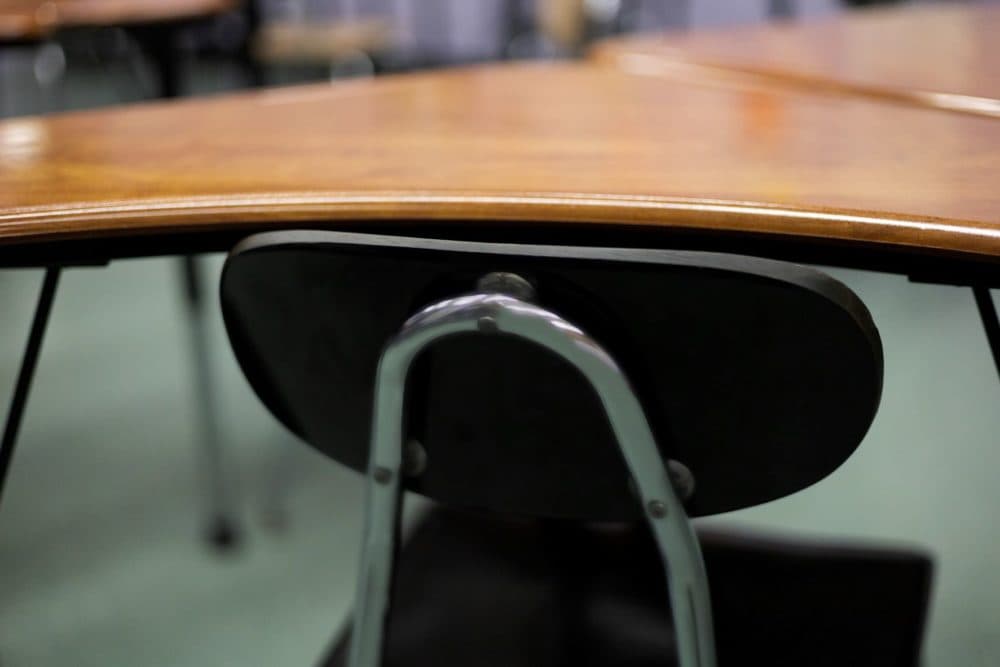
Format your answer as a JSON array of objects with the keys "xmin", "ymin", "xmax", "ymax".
[{"xmin": 348, "ymin": 293, "xmax": 716, "ymax": 667}]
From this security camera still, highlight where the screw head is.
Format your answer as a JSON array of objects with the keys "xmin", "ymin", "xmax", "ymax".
[
  {"xmin": 373, "ymin": 467, "xmax": 393, "ymax": 484},
  {"xmin": 477, "ymin": 315, "xmax": 499, "ymax": 333},
  {"xmin": 476, "ymin": 272, "xmax": 536, "ymax": 301},
  {"xmin": 647, "ymin": 500, "xmax": 667, "ymax": 518},
  {"xmin": 403, "ymin": 439, "xmax": 427, "ymax": 477},
  {"xmin": 667, "ymin": 460, "xmax": 696, "ymax": 502}
]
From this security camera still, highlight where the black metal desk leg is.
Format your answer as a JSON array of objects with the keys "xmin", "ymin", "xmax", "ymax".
[
  {"xmin": 180, "ymin": 256, "xmax": 241, "ymax": 551},
  {"xmin": 973, "ymin": 286, "xmax": 1000, "ymax": 383},
  {"xmin": 134, "ymin": 23, "xmax": 182, "ymax": 99},
  {"xmin": 0, "ymin": 267, "xmax": 61, "ymax": 511},
  {"xmin": 132, "ymin": 25, "xmax": 242, "ymax": 551},
  {"xmin": 240, "ymin": 0, "xmax": 266, "ymax": 88}
]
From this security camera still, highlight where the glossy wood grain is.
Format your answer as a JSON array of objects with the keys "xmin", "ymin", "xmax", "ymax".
[
  {"xmin": 591, "ymin": 3, "xmax": 1000, "ymax": 118},
  {"xmin": 0, "ymin": 0, "xmax": 235, "ymax": 40},
  {"xmin": 0, "ymin": 63, "xmax": 998, "ymax": 262}
]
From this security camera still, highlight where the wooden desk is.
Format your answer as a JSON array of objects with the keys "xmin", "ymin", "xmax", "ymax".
[
  {"xmin": 0, "ymin": 63, "xmax": 998, "ymax": 276},
  {"xmin": 41, "ymin": 0, "xmax": 234, "ymax": 29},
  {"xmin": 0, "ymin": 0, "xmax": 235, "ymax": 40},
  {"xmin": 590, "ymin": 3, "xmax": 1000, "ymax": 118}
]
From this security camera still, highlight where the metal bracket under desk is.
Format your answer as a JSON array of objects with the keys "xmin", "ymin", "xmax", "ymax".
[
  {"xmin": 972, "ymin": 286, "xmax": 1000, "ymax": 385},
  {"xmin": 908, "ymin": 274, "xmax": 1000, "ymax": 387}
]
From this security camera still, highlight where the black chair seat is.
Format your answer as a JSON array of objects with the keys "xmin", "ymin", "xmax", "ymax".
[{"xmin": 320, "ymin": 507, "xmax": 931, "ymax": 667}]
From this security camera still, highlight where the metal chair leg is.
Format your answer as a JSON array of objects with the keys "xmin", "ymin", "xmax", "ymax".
[
  {"xmin": 1, "ymin": 267, "xmax": 61, "ymax": 512},
  {"xmin": 349, "ymin": 290, "xmax": 716, "ymax": 667}
]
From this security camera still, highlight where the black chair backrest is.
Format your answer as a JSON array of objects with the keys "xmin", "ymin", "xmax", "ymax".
[{"xmin": 221, "ymin": 230, "xmax": 883, "ymax": 520}]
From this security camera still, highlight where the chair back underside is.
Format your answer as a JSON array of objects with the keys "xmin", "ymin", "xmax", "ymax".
[{"xmin": 221, "ymin": 230, "xmax": 883, "ymax": 520}]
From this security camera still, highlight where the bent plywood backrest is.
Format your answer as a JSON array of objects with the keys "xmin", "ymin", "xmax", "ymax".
[{"xmin": 221, "ymin": 231, "xmax": 883, "ymax": 520}]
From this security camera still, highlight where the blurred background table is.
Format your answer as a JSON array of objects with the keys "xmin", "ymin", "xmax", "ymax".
[
  {"xmin": 0, "ymin": 0, "xmax": 237, "ymax": 37},
  {"xmin": 0, "ymin": 0, "xmax": 241, "ymax": 100},
  {"xmin": 591, "ymin": 2, "xmax": 1000, "ymax": 117}
]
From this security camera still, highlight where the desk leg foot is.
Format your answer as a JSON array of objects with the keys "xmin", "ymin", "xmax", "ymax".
[
  {"xmin": 972, "ymin": 286, "xmax": 1000, "ymax": 384},
  {"xmin": 0, "ymin": 267, "xmax": 61, "ymax": 512},
  {"xmin": 206, "ymin": 515, "xmax": 241, "ymax": 552}
]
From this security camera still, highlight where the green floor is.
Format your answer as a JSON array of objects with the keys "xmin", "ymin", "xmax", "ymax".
[{"xmin": 2, "ymin": 56, "xmax": 1000, "ymax": 667}]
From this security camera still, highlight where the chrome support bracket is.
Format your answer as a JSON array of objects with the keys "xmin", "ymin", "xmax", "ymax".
[{"xmin": 348, "ymin": 292, "xmax": 716, "ymax": 667}]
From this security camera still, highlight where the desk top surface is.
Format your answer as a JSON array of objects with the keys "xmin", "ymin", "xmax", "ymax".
[
  {"xmin": 0, "ymin": 0, "xmax": 235, "ymax": 40},
  {"xmin": 1, "ymin": 63, "xmax": 998, "ymax": 265},
  {"xmin": 591, "ymin": 3, "xmax": 1000, "ymax": 118}
]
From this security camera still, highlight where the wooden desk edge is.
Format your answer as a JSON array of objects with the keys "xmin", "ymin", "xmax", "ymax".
[{"xmin": 3, "ymin": 191, "xmax": 1000, "ymax": 267}]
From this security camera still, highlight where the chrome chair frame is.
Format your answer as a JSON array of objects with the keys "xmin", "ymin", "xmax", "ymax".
[{"xmin": 347, "ymin": 291, "xmax": 716, "ymax": 667}]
